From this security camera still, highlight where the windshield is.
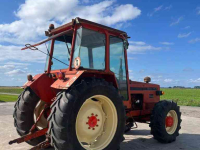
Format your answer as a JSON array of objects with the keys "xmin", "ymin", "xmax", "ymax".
[
  {"xmin": 72, "ymin": 27, "xmax": 106, "ymax": 70},
  {"xmin": 45, "ymin": 30, "xmax": 73, "ymax": 71}
]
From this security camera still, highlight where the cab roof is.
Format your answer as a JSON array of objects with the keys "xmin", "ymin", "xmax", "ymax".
[
  {"xmin": 50, "ymin": 17, "xmax": 128, "ymax": 36},
  {"xmin": 22, "ymin": 17, "xmax": 128, "ymax": 50}
]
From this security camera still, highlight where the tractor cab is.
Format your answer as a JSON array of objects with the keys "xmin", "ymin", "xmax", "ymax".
[{"xmin": 22, "ymin": 18, "xmax": 130, "ymax": 103}]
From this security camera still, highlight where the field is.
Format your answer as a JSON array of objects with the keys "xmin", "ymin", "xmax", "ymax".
[
  {"xmin": 0, "ymin": 87, "xmax": 23, "ymax": 94},
  {"xmin": 0, "ymin": 87, "xmax": 200, "ymax": 106},
  {"xmin": 0, "ymin": 87, "xmax": 22, "ymax": 102},
  {"xmin": 0, "ymin": 94, "xmax": 19, "ymax": 102},
  {"xmin": 161, "ymin": 88, "xmax": 200, "ymax": 107}
]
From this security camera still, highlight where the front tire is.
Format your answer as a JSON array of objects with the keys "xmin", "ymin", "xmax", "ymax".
[
  {"xmin": 150, "ymin": 100, "xmax": 181, "ymax": 143},
  {"xmin": 48, "ymin": 78, "xmax": 125, "ymax": 150}
]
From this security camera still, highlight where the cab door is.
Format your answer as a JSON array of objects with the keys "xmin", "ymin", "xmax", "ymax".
[{"xmin": 109, "ymin": 36, "xmax": 129, "ymax": 100}]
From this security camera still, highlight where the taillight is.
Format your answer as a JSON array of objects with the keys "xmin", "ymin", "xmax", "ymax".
[
  {"xmin": 156, "ymin": 91, "xmax": 164, "ymax": 96},
  {"xmin": 57, "ymin": 72, "xmax": 65, "ymax": 80}
]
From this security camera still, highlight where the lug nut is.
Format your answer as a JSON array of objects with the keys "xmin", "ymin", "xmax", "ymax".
[
  {"xmin": 91, "ymin": 113, "xmax": 94, "ymax": 116},
  {"xmin": 96, "ymin": 125, "xmax": 99, "ymax": 127},
  {"xmin": 93, "ymin": 128, "xmax": 95, "ymax": 130},
  {"xmin": 88, "ymin": 127, "xmax": 91, "ymax": 129}
]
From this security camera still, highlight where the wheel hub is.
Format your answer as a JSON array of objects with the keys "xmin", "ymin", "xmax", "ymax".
[
  {"xmin": 87, "ymin": 114, "xmax": 99, "ymax": 129},
  {"xmin": 166, "ymin": 116, "xmax": 174, "ymax": 127},
  {"xmin": 165, "ymin": 110, "xmax": 178, "ymax": 135}
]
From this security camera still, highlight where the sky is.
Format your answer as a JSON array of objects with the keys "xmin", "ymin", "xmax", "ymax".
[{"xmin": 0, "ymin": 0, "xmax": 200, "ymax": 87}]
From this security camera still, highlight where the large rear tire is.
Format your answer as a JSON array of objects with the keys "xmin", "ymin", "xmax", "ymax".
[
  {"xmin": 13, "ymin": 87, "xmax": 46, "ymax": 146},
  {"xmin": 48, "ymin": 78, "xmax": 125, "ymax": 150},
  {"xmin": 150, "ymin": 100, "xmax": 181, "ymax": 143}
]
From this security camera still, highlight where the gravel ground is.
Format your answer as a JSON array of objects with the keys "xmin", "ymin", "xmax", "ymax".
[{"xmin": 0, "ymin": 102, "xmax": 200, "ymax": 150}]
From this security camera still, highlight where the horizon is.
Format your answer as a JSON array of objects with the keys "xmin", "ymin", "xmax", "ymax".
[{"xmin": 0, "ymin": 0, "xmax": 200, "ymax": 87}]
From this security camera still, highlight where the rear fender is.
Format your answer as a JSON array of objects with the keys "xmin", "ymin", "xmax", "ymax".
[
  {"xmin": 51, "ymin": 71, "xmax": 118, "ymax": 90},
  {"xmin": 51, "ymin": 71, "xmax": 84, "ymax": 89},
  {"xmin": 23, "ymin": 73, "xmax": 56, "ymax": 104}
]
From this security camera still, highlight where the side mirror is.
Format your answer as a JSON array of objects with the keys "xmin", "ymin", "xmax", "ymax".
[{"xmin": 123, "ymin": 40, "xmax": 129, "ymax": 50}]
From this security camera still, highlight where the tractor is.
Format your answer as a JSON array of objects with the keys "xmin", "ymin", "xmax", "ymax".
[{"xmin": 9, "ymin": 18, "xmax": 181, "ymax": 150}]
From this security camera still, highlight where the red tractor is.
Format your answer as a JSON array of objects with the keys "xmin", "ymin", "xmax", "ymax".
[{"xmin": 10, "ymin": 18, "xmax": 181, "ymax": 150}]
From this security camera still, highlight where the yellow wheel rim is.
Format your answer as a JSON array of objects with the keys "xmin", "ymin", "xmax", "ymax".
[
  {"xmin": 165, "ymin": 110, "xmax": 178, "ymax": 135},
  {"xmin": 76, "ymin": 95, "xmax": 118, "ymax": 150},
  {"xmin": 34, "ymin": 100, "xmax": 48, "ymax": 129}
]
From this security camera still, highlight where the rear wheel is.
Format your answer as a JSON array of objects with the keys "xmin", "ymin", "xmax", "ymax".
[
  {"xmin": 13, "ymin": 87, "xmax": 46, "ymax": 146},
  {"xmin": 150, "ymin": 100, "xmax": 181, "ymax": 143},
  {"xmin": 48, "ymin": 78, "xmax": 125, "ymax": 150}
]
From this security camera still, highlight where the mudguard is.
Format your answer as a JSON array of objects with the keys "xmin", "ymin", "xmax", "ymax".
[
  {"xmin": 23, "ymin": 70, "xmax": 116, "ymax": 103},
  {"xmin": 23, "ymin": 73, "xmax": 56, "ymax": 104},
  {"xmin": 51, "ymin": 71, "xmax": 84, "ymax": 89}
]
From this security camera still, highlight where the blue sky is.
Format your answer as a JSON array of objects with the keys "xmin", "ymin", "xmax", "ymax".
[{"xmin": 0, "ymin": 0, "xmax": 200, "ymax": 87}]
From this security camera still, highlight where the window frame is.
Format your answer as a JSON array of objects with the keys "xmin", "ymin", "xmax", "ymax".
[
  {"xmin": 71, "ymin": 26, "xmax": 107, "ymax": 71},
  {"xmin": 50, "ymin": 39, "xmax": 72, "ymax": 71},
  {"xmin": 109, "ymin": 35, "xmax": 129, "ymax": 101}
]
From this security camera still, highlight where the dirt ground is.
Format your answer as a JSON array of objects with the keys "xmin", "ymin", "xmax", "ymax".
[{"xmin": 0, "ymin": 102, "xmax": 200, "ymax": 150}]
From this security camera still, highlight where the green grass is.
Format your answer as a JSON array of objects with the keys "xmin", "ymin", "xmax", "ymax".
[
  {"xmin": 0, "ymin": 87, "xmax": 23, "ymax": 94},
  {"xmin": 0, "ymin": 94, "xmax": 18, "ymax": 102},
  {"xmin": 161, "ymin": 88, "xmax": 200, "ymax": 107}
]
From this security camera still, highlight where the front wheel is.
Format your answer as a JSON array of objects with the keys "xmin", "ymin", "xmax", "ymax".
[
  {"xmin": 150, "ymin": 100, "xmax": 182, "ymax": 143},
  {"xmin": 48, "ymin": 78, "xmax": 125, "ymax": 150}
]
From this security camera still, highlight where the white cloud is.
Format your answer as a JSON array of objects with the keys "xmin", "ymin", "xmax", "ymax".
[
  {"xmin": 164, "ymin": 79, "xmax": 173, "ymax": 83},
  {"xmin": 154, "ymin": 5, "xmax": 163, "ymax": 12},
  {"xmin": 0, "ymin": 65, "xmax": 15, "ymax": 70},
  {"xmin": 0, "ymin": 0, "xmax": 141, "ymax": 64},
  {"xmin": 189, "ymin": 38, "xmax": 200, "ymax": 44},
  {"xmin": 128, "ymin": 41, "xmax": 161, "ymax": 54},
  {"xmin": 0, "ymin": 45, "xmax": 46, "ymax": 63},
  {"xmin": 182, "ymin": 26, "xmax": 190, "ymax": 30},
  {"xmin": 128, "ymin": 57, "xmax": 137, "ymax": 60},
  {"xmin": 160, "ymin": 42, "xmax": 174, "ymax": 45},
  {"xmin": 129, "ymin": 70, "xmax": 133, "ymax": 73},
  {"xmin": 4, "ymin": 61, "xmax": 30, "ymax": 66},
  {"xmin": 129, "ymin": 41, "xmax": 146, "ymax": 45},
  {"xmin": 15, "ymin": 0, "xmax": 78, "ymax": 22},
  {"xmin": 170, "ymin": 16, "xmax": 184, "ymax": 26},
  {"xmin": 5, "ymin": 69, "xmax": 26, "ymax": 76},
  {"xmin": 99, "ymin": 4, "xmax": 141, "ymax": 26},
  {"xmin": 128, "ymin": 45, "xmax": 161, "ymax": 54},
  {"xmin": 189, "ymin": 78, "xmax": 200, "ymax": 83},
  {"xmin": 139, "ymin": 69, "xmax": 145, "ymax": 73},
  {"xmin": 148, "ymin": 5, "xmax": 163, "ymax": 17},
  {"xmin": 165, "ymin": 5, "xmax": 172, "ymax": 10},
  {"xmin": 178, "ymin": 32, "xmax": 192, "ymax": 38},
  {"xmin": 0, "ymin": 0, "xmax": 141, "ymax": 45}
]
